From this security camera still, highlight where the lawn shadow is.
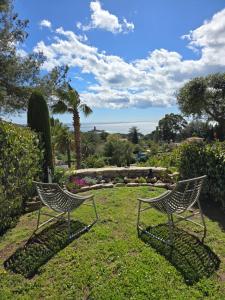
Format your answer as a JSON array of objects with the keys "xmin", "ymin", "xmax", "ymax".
[
  {"xmin": 4, "ymin": 220, "xmax": 90, "ymax": 278},
  {"xmin": 201, "ymin": 200, "xmax": 225, "ymax": 231},
  {"xmin": 140, "ymin": 224, "xmax": 220, "ymax": 284}
]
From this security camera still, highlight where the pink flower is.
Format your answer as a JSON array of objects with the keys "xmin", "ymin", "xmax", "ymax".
[{"xmin": 71, "ymin": 177, "xmax": 87, "ymax": 187}]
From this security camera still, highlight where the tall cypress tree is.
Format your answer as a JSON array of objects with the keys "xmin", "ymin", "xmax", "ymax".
[
  {"xmin": 129, "ymin": 127, "xmax": 139, "ymax": 144},
  {"xmin": 27, "ymin": 91, "xmax": 53, "ymax": 182}
]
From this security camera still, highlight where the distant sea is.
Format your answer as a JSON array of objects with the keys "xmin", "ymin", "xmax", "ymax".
[
  {"xmin": 67, "ymin": 121, "xmax": 157, "ymax": 134},
  {"xmin": 3, "ymin": 113, "xmax": 157, "ymax": 134}
]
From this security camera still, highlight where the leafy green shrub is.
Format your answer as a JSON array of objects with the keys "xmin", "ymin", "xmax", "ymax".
[
  {"xmin": 83, "ymin": 155, "xmax": 105, "ymax": 168},
  {"xmin": 113, "ymin": 176, "xmax": 124, "ymax": 184},
  {"xmin": 140, "ymin": 147, "xmax": 181, "ymax": 172},
  {"xmin": 83, "ymin": 176, "xmax": 97, "ymax": 186},
  {"xmin": 179, "ymin": 142, "xmax": 225, "ymax": 206},
  {"xmin": 0, "ymin": 121, "xmax": 43, "ymax": 234},
  {"xmin": 53, "ymin": 167, "xmax": 67, "ymax": 184},
  {"xmin": 0, "ymin": 189, "xmax": 22, "ymax": 234},
  {"xmin": 104, "ymin": 135, "xmax": 135, "ymax": 167},
  {"xmin": 138, "ymin": 177, "xmax": 147, "ymax": 184}
]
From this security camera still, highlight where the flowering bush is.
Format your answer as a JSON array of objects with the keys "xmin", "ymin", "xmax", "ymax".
[
  {"xmin": 72, "ymin": 177, "xmax": 87, "ymax": 187},
  {"xmin": 66, "ymin": 176, "xmax": 88, "ymax": 192}
]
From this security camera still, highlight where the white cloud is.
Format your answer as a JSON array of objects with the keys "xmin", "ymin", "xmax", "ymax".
[
  {"xmin": 17, "ymin": 48, "xmax": 27, "ymax": 57},
  {"xmin": 39, "ymin": 19, "xmax": 52, "ymax": 29},
  {"xmin": 77, "ymin": 1, "xmax": 134, "ymax": 34},
  {"xmin": 182, "ymin": 8, "xmax": 225, "ymax": 67},
  {"xmin": 34, "ymin": 8, "xmax": 225, "ymax": 109}
]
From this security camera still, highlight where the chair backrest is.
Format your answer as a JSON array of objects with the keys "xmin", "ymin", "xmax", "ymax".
[
  {"xmin": 34, "ymin": 181, "xmax": 74, "ymax": 213},
  {"xmin": 167, "ymin": 175, "xmax": 206, "ymax": 214}
]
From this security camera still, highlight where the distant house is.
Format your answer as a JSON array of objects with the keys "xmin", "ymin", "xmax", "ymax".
[
  {"xmin": 185, "ymin": 137, "xmax": 204, "ymax": 143},
  {"xmin": 88, "ymin": 126, "xmax": 105, "ymax": 134}
]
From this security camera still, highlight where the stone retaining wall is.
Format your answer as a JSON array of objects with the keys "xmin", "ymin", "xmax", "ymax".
[
  {"xmin": 77, "ymin": 182, "xmax": 170, "ymax": 193},
  {"xmin": 73, "ymin": 166, "xmax": 167, "ymax": 179}
]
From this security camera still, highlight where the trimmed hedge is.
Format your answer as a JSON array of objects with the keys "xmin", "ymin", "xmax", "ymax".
[
  {"xmin": 179, "ymin": 142, "xmax": 225, "ymax": 207},
  {"xmin": 0, "ymin": 121, "xmax": 43, "ymax": 234},
  {"xmin": 27, "ymin": 91, "xmax": 53, "ymax": 181}
]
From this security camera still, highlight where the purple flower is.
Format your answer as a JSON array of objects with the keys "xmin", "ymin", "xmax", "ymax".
[{"xmin": 71, "ymin": 177, "xmax": 87, "ymax": 187}]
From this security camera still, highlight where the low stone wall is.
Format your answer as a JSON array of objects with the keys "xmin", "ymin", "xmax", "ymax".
[
  {"xmin": 77, "ymin": 182, "xmax": 170, "ymax": 193},
  {"xmin": 73, "ymin": 166, "xmax": 167, "ymax": 179}
]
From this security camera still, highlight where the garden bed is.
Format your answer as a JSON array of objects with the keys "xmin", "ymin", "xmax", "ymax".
[{"xmin": 61, "ymin": 166, "xmax": 177, "ymax": 194}]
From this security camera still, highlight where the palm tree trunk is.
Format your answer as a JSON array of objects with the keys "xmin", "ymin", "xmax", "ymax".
[
  {"xmin": 73, "ymin": 110, "xmax": 81, "ymax": 169},
  {"xmin": 67, "ymin": 142, "xmax": 71, "ymax": 168},
  {"xmin": 218, "ymin": 119, "xmax": 225, "ymax": 141},
  {"xmin": 52, "ymin": 143, "xmax": 55, "ymax": 167}
]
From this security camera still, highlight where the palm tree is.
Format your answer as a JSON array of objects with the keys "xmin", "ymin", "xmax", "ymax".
[
  {"xmin": 51, "ymin": 118, "xmax": 72, "ymax": 168},
  {"xmin": 56, "ymin": 126, "xmax": 72, "ymax": 168},
  {"xmin": 52, "ymin": 85, "xmax": 92, "ymax": 169}
]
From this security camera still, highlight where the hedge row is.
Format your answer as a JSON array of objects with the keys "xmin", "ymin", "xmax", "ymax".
[
  {"xmin": 179, "ymin": 142, "xmax": 225, "ymax": 207},
  {"xmin": 0, "ymin": 121, "xmax": 43, "ymax": 234}
]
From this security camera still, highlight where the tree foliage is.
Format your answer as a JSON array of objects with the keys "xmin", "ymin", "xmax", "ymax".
[
  {"xmin": 155, "ymin": 113, "xmax": 187, "ymax": 142},
  {"xmin": 0, "ymin": 1, "xmax": 43, "ymax": 112},
  {"xmin": 128, "ymin": 126, "xmax": 139, "ymax": 144},
  {"xmin": 51, "ymin": 118, "xmax": 72, "ymax": 168},
  {"xmin": 81, "ymin": 131, "xmax": 101, "ymax": 159},
  {"xmin": 27, "ymin": 91, "xmax": 53, "ymax": 181},
  {"xmin": 177, "ymin": 73, "xmax": 225, "ymax": 140},
  {"xmin": 181, "ymin": 120, "xmax": 214, "ymax": 140},
  {"xmin": 104, "ymin": 135, "xmax": 134, "ymax": 167},
  {"xmin": 0, "ymin": 0, "xmax": 68, "ymax": 113}
]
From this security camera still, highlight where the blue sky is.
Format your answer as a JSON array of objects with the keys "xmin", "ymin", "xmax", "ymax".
[{"xmin": 9, "ymin": 0, "xmax": 225, "ymax": 133}]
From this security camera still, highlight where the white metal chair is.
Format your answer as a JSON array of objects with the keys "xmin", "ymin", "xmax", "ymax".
[
  {"xmin": 34, "ymin": 181, "xmax": 98, "ymax": 238},
  {"xmin": 137, "ymin": 175, "xmax": 207, "ymax": 244}
]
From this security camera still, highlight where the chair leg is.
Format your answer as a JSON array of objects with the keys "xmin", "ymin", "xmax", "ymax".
[
  {"xmin": 36, "ymin": 208, "xmax": 41, "ymax": 230},
  {"xmin": 67, "ymin": 211, "xmax": 71, "ymax": 239},
  {"xmin": 170, "ymin": 214, "xmax": 175, "ymax": 228},
  {"xmin": 92, "ymin": 198, "xmax": 99, "ymax": 221},
  {"xmin": 167, "ymin": 213, "xmax": 174, "ymax": 245},
  {"xmin": 197, "ymin": 199, "xmax": 207, "ymax": 241}
]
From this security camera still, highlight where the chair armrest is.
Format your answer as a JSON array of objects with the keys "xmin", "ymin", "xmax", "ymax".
[
  {"xmin": 138, "ymin": 190, "xmax": 171, "ymax": 203},
  {"xmin": 63, "ymin": 188, "xmax": 94, "ymax": 201}
]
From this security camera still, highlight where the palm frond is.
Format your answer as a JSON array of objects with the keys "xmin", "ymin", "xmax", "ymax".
[
  {"xmin": 80, "ymin": 103, "xmax": 93, "ymax": 117},
  {"xmin": 56, "ymin": 88, "xmax": 70, "ymax": 103},
  {"xmin": 69, "ymin": 88, "xmax": 80, "ymax": 108},
  {"xmin": 52, "ymin": 100, "xmax": 68, "ymax": 114}
]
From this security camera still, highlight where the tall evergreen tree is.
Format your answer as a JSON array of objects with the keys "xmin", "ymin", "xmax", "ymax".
[
  {"xmin": 129, "ymin": 127, "xmax": 139, "ymax": 144},
  {"xmin": 27, "ymin": 91, "xmax": 53, "ymax": 181}
]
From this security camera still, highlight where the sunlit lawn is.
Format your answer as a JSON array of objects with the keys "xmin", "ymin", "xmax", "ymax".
[{"xmin": 0, "ymin": 187, "xmax": 225, "ymax": 299}]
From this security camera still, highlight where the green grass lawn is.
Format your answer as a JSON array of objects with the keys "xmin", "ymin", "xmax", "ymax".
[{"xmin": 0, "ymin": 187, "xmax": 225, "ymax": 299}]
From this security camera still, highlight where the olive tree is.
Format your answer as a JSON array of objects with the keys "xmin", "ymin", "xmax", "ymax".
[{"xmin": 177, "ymin": 73, "xmax": 225, "ymax": 140}]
